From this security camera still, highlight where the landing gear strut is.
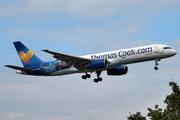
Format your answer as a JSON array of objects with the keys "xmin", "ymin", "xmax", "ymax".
[
  {"xmin": 154, "ymin": 59, "xmax": 160, "ymax": 70},
  {"xmin": 94, "ymin": 71, "xmax": 102, "ymax": 83}
]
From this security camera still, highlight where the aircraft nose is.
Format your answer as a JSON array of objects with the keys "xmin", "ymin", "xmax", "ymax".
[{"xmin": 172, "ymin": 49, "xmax": 177, "ymax": 56}]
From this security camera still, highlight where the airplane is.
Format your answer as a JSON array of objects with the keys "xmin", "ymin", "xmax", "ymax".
[{"xmin": 5, "ymin": 41, "xmax": 177, "ymax": 83}]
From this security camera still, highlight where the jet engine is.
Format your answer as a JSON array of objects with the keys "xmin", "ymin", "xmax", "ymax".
[
  {"xmin": 88, "ymin": 59, "xmax": 108, "ymax": 69},
  {"xmin": 107, "ymin": 65, "xmax": 128, "ymax": 75}
]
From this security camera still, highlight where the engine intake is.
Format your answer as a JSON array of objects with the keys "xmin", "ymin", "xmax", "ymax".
[
  {"xmin": 88, "ymin": 59, "xmax": 108, "ymax": 69},
  {"xmin": 107, "ymin": 65, "xmax": 128, "ymax": 75}
]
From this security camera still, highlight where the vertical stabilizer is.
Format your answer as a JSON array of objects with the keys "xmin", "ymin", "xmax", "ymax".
[{"xmin": 13, "ymin": 41, "xmax": 43, "ymax": 67}]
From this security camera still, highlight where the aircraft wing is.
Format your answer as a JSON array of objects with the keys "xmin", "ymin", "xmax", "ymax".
[
  {"xmin": 5, "ymin": 65, "xmax": 34, "ymax": 72},
  {"xmin": 42, "ymin": 50, "xmax": 92, "ymax": 70}
]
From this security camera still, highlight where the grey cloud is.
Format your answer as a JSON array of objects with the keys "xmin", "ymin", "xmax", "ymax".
[
  {"xmin": 0, "ymin": 112, "xmax": 26, "ymax": 120},
  {"xmin": 5, "ymin": 24, "xmax": 155, "ymax": 54},
  {"xmin": 1, "ymin": 52, "xmax": 180, "ymax": 120},
  {"xmin": 2, "ymin": 0, "xmax": 179, "ymax": 55}
]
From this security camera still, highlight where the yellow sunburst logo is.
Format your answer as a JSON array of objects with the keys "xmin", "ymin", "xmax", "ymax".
[{"xmin": 19, "ymin": 50, "xmax": 34, "ymax": 63}]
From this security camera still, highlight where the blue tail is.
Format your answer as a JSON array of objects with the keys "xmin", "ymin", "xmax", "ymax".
[{"xmin": 13, "ymin": 41, "xmax": 43, "ymax": 67}]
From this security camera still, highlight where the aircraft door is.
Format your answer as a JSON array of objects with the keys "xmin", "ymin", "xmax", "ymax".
[
  {"xmin": 154, "ymin": 46, "xmax": 158, "ymax": 53},
  {"xmin": 154, "ymin": 46, "xmax": 162, "ymax": 57}
]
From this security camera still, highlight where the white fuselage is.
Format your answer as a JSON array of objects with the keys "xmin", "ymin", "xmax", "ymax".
[{"xmin": 49, "ymin": 44, "xmax": 176, "ymax": 76}]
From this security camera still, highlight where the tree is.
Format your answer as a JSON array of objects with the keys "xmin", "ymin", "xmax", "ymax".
[
  {"xmin": 147, "ymin": 105, "xmax": 164, "ymax": 120},
  {"xmin": 127, "ymin": 81, "xmax": 180, "ymax": 120},
  {"xmin": 163, "ymin": 82, "xmax": 180, "ymax": 119},
  {"xmin": 127, "ymin": 112, "xmax": 146, "ymax": 120}
]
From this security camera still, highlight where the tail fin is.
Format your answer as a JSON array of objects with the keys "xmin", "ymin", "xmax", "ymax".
[{"xmin": 13, "ymin": 41, "xmax": 43, "ymax": 67}]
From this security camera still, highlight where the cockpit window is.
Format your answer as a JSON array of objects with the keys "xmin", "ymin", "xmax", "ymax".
[{"xmin": 163, "ymin": 47, "xmax": 172, "ymax": 49}]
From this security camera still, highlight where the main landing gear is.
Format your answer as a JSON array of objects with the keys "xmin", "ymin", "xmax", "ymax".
[
  {"xmin": 94, "ymin": 71, "xmax": 102, "ymax": 83},
  {"xmin": 94, "ymin": 77, "xmax": 102, "ymax": 83},
  {"xmin": 154, "ymin": 59, "xmax": 160, "ymax": 70},
  {"xmin": 82, "ymin": 73, "xmax": 91, "ymax": 79},
  {"xmin": 82, "ymin": 71, "xmax": 103, "ymax": 83}
]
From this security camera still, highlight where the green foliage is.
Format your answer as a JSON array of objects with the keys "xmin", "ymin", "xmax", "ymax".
[
  {"xmin": 127, "ymin": 112, "xmax": 146, "ymax": 120},
  {"xmin": 127, "ymin": 81, "xmax": 180, "ymax": 120},
  {"xmin": 163, "ymin": 82, "xmax": 180, "ymax": 119},
  {"xmin": 147, "ymin": 105, "xmax": 164, "ymax": 120}
]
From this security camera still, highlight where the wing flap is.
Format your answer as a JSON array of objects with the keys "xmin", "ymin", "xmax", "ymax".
[{"xmin": 5, "ymin": 65, "xmax": 34, "ymax": 72}]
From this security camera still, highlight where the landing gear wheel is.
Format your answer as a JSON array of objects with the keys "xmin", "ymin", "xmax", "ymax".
[
  {"xmin": 82, "ymin": 73, "xmax": 91, "ymax": 80},
  {"xmin": 94, "ymin": 79, "xmax": 98, "ymax": 83},
  {"xmin": 86, "ymin": 74, "xmax": 91, "ymax": 78},
  {"xmin": 82, "ymin": 75, "xmax": 87, "ymax": 79},
  {"xmin": 93, "ymin": 77, "xmax": 103, "ymax": 83},
  {"xmin": 154, "ymin": 67, "xmax": 158, "ymax": 70},
  {"xmin": 98, "ymin": 77, "xmax": 102, "ymax": 82}
]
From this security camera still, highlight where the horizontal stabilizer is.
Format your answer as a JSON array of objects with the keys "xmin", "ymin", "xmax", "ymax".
[{"xmin": 5, "ymin": 65, "xmax": 34, "ymax": 72}]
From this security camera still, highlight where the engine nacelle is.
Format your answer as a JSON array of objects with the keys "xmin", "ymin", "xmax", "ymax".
[
  {"xmin": 107, "ymin": 65, "xmax": 128, "ymax": 76},
  {"xmin": 88, "ymin": 59, "xmax": 108, "ymax": 69}
]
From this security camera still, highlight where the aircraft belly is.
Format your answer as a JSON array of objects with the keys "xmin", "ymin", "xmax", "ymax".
[
  {"xmin": 107, "ymin": 55, "xmax": 161, "ymax": 68},
  {"xmin": 49, "ymin": 67, "xmax": 80, "ymax": 76}
]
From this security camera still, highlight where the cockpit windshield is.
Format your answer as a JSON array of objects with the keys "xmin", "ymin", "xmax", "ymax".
[{"xmin": 163, "ymin": 47, "xmax": 172, "ymax": 49}]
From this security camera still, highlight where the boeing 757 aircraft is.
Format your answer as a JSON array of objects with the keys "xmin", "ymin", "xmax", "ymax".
[{"xmin": 5, "ymin": 41, "xmax": 177, "ymax": 83}]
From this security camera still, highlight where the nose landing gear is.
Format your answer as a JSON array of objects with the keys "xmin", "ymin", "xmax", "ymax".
[{"xmin": 154, "ymin": 59, "xmax": 160, "ymax": 70}]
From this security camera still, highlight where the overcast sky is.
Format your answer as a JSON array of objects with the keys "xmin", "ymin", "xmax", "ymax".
[{"xmin": 1, "ymin": 0, "xmax": 180, "ymax": 120}]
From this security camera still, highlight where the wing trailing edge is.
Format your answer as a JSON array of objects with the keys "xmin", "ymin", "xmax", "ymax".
[{"xmin": 42, "ymin": 49, "xmax": 92, "ymax": 70}]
